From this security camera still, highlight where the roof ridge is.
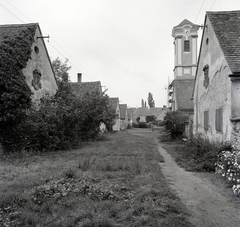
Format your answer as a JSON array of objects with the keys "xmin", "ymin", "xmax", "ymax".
[
  {"xmin": 0, "ymin": 23, "xmax": 38, "ymax": 28},
  {"xmin": 206, "ymin": 10, "xmax": 240, "ymax": 14}
]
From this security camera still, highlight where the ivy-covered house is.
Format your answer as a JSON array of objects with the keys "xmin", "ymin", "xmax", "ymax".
[
  {"xmin": 0, "ymin": 23, "xmax": 58, "ymax": 101},
  {"xmin": 193, "ymin": 11, "xmax": 240, "ymax": 149}
]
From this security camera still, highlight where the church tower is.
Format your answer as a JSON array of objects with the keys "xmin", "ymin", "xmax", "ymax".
[{"xmin": 170, "ymin": 19, "xmax": 200, "ymax": 112}]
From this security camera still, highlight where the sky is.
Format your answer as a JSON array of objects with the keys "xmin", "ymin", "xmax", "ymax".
[{"xmin": 0, "ymin": 0, "xmax": 239, "ymax": 107}]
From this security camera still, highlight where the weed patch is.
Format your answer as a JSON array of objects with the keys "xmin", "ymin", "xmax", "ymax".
[{"xmin": 0, "ymin": 131, "xmax": 191, "ymax": 226}]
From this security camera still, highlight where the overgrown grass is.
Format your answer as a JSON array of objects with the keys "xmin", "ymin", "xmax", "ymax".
[
  {"xmin": 0, "ymin": 131, "xmax": 192, "ymax": 226},
  {"xmin": 159, "ymin": 129, "xmax": 231, "ymax": 172}
]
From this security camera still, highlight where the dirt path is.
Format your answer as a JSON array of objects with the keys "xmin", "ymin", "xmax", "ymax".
[{"xmin": 128, "ymin": 128, "xmax": 240, "ymax": 227}]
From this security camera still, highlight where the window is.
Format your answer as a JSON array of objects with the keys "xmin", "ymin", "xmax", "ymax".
[
  {"xmin": 204, "ymin": 110, "xmax": 209, "ymax": 131},
  {"xmin": 34, "ymin": 46, "xmax": 39, "ymax": 54},
  {"xmin": 184, "ymin": 40, "xmax": 190, "ymax": 52},
  {"xmin": 215, "ymin": 108, "xmax": 223, "ymax": 132}
]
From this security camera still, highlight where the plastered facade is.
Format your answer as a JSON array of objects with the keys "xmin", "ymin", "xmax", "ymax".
[
  {"xmin": 22, "ymin": 25, "xmax": 58, "ymax": 102},
  {"xmin": 193, "ymin": 16, "xmax": 232, "ymax": 143}
]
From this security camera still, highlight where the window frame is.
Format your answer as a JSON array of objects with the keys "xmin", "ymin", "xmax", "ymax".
[{"xmin": 184, "ymin": 40, "xmax": 190, "ymax": 52}]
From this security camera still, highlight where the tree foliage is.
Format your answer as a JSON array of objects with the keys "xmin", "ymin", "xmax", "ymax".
[
  {"xmin": 52, "ymin": 57, "xmax": 71, "ymax": 82},
  {"xmin": 148, "ymin": 92, "xmax": 155, "ymax": 107},
  {"xmin": 0, "ymin": 52, "xmax": 116, "ymax": 152},
  {"xmin": 164, "ymin": 110, "xmax": 189, "ymax": 139}
]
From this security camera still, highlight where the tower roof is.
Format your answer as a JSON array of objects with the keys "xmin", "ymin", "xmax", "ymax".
[{"xmin": 172, "ymin": 19, "xmax": 200, "ymax": 37}]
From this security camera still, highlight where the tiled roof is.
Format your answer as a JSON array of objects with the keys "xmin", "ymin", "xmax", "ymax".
[
  {"xmin": 72, "ymin": 81, "xmax": 102, "ymax": 99},
  {"xmin": 108, "ymin": 97, "xmax": 119, "ymax": 110},
  {"xmin": 174, "ymin": 79, "xmax": 194, "ymax": 111},
  {"xmin": 131, "ymin": 107, "xmax": 165, "ymax": 118},
  {"xmin": 119, "ymin": 104, "xmax": 127, "ymax": 119},
  {"xmin": 207, "ymin": 11, "xmax": 240, "ymax": 73},
  {"xmin": 0, "ymin": 23, "xmax": 37, "ymax": 43}
]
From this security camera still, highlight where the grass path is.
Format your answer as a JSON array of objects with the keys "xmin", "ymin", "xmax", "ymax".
[{"xmin": 129, "ymin": 127, "xmax": 240, "ymax": 227}]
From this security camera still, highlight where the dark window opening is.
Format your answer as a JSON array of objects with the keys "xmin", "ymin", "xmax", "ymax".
[
  {"xmin": 204, "ymin": 110, "xmax": 209, "ymax": 131},
  {"xmin": 184, "ymin": 40, "xmax": 190, "ymax": 52},
  {"xmin": 215, "ymin": 108, "xmax": 223, "ymax": 132}
]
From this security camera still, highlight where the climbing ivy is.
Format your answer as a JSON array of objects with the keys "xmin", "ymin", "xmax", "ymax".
[{"xmin": 0, "ymin": 26, "xmax": 36, "ymax": 151}]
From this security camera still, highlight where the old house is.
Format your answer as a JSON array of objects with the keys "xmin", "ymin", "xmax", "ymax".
[
  {"xmin": 193, "ymin": 11, "xmax": 240, "ymax": 149},
  {"xmin": 72, "ymin": 73, "xmax": 102, "ymax": 99},
  {"xmin": 108, "ymin": 97, "xmax": 120, "ymax": 131},
  {"xmin": 0, "ymin": 23, "xmax": 58, "ymax": 100},
  {"xmin": 119, "ymin": 104, "xmax": 128, "ymax": 130},
  {"xmin": 171, "ymin": 19, "xmax": 200, "ymax": 113},
  {"xmin": 131, "ymin": 107, "xmax": 165, "ymax": 124},
  {"xmin": 72, "ymin": 73, "xmax": 106, "ymax": 132}
]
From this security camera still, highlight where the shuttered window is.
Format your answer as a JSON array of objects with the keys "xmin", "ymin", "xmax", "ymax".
[
  {"xmin": 215, "ymin": 108, "xmax": 223, "ymax": 132},
  {"xmin": 204, "ymin": 110, "xmax": 209, "ymax": 131}
]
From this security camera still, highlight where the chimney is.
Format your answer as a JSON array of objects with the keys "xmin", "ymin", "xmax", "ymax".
[{"xmin": 77, "ymin": 73, "xmax": 82, "ymax": 83}]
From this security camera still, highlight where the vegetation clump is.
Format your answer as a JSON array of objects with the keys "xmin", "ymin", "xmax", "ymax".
[
  {"xmin": 163, "ymin": 110, "xmax": 189, "ymax": 139},
  {"xmin": 0, "ymin": 26, "xmax": 36, "ymax": 151},
  {"xmin": 0, "ymin": 32, "xmax": 116, "ymax": 153}
]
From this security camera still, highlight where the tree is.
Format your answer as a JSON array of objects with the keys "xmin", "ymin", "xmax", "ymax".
[
  {"xmin": 141, "ymin": 99, "xmax": 144, "ymax": 107},
  {"xmin": 148, "ymin": 92, "xmax": 155, "ymax": 107},
  {"xmin": 52, "ymin": 57, "xmax": 71, "ymax": 82},
  {"xmin": 144, "ymin": 101, "xmax": 147, "ymax": 107}
]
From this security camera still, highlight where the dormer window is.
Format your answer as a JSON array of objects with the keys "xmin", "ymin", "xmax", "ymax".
[{"xmin": 184, "ymin": 40, "xmax": 190, "ymax": 52}]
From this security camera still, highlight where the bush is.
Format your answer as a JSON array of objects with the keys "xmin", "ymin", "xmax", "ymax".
[
  {"xmin": 177, "ymin": 135, "xmax": 231, "ymax": 172},
  {"xmin": 0, "ymin": 77, "xmax": 116, "ymax": 152},
  {"xmin": 163, "ymin": 111, "xmax": 189, "ymax": 139},
  {"xmin": 138, "ymin": 122, "xmax": 148, "ymax": 128},
  {"xmin": 132, "ymin": 123, "xmax": 139, "ymax": 128}
]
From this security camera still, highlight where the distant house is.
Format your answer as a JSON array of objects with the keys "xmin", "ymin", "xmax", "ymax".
[
  {"xmin": 131, "ymin": 107, "xmax": 166, "ymax": 123},
  {"xmin": 119, "ymin": 104, "xmax": 128, "ymax": 130},
  {"xmin": 72, "ymin": 73, "xmax": 102, "ymax": 99},
  {"xmin": 71, "ymin": 73, "xmax": 106, "ymax": 132},
  {"xmin": 193, "ymin": 11, "xmax": 240, "ymax": 149},
  {"xmin": 127, "ymin": 108, "xmax": 133, "ymax": 128},
  {"xmin": 108, "ymin": 97, "xmax": 120, "ymax": 131},
  {"xmin": 0, "ymin": 23, "xmax": 58, "ymax": 101}
]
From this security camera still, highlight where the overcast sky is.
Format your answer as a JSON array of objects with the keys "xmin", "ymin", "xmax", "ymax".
[{"xmin": 1, "ymin": 0, "xmax": 239, "ymax": 107}]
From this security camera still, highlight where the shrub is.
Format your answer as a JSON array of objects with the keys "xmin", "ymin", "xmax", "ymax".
[
  {"xmin": 0, "ymin": 74, "xmax": 116, "ymax": 152},
  {"xmin": 138, "ymin": 122, "xmax": 148, "ymax": 128},
  {"xmin": 172, "ymin": 134, "xmax": 231, "ymax": 172},
  {"xmin": 132, "ymin": 123, "xmax": 139, "ymax": 128},
  {"xmin": 163, "ymin": 110, "xmax": 189, "ymax": 139}
]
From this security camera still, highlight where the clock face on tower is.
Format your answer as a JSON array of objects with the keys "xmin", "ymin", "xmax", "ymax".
[{"xmin": 184, "ymin": 28, "xmax": 190, "ymax": 34}]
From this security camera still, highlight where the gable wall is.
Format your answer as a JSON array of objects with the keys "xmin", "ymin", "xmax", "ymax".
[
  {"xmin": 112, "ymin": 102, "xmax": 120, "ymax": 131},
  {"xmin": 22, "ymin": 26, "xmax": 58, "ymax": 102},
  {"xmin": 193, "ymin": 16, "xmax": 232, "ymax": 142}
]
